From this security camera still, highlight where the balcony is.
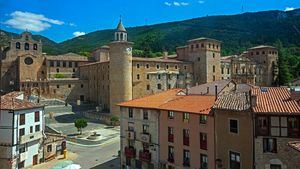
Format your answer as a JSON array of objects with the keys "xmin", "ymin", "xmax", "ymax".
[
  {"xmin": 127, "ymin": 131, "xmax": 135, "ymax": 140},
  {"xmin": 19, "ymin": 152, "xmax": 27, "ymax": 162},
  {"xmin": 139, "ymin": 151, "xmax": 151, "ymax": 162},
  {"xmin": 183, "ymin": 137, "xmax": 189, "ymax": 146},
  {"xmin": 19, "ymin": 131, "xmax": 43, "ymax": 144},
  {"xmin": 168, "ymin": 134, "xmax": 174, "ymax": 143},
  {"xmin": 125, "ymin": 147, "xmax": 136, "ymax": 158},
  {"xmin": 200, "ymin": 141, "xmax": 207, "ymax": 150},
  {"xmin": 140, "ymin": 133, "xmax": 151, "ymax": 143},
  {"xmin": 168, "ymin": 155, "xmax": 174, "ymax": 163}
]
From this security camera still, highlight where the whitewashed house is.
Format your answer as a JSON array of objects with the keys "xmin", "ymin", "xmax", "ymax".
[{"xmin": 0, "ymin": 92, "xmax": 45, "ymax": 169}]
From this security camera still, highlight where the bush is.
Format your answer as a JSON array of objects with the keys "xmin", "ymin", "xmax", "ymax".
[{"xmin": 54, "ymin": 73, "xmax": 66, "ymax": 78}]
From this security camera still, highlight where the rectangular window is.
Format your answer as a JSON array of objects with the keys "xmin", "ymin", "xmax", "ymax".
[
  {"xmin": 57, "ymin": 61, "xmax": 60, "ymax": 67},
  {"xmin": 143, "ymin": 125, "xmax": 149, "ymax": 134},
  {"xmin": 168, "ymin": 146, "xmax": 174, "ymax": 163},
  {"xmin": 158, "ymin": 74, "xmax": 161, "ymax": 79},
  {"xmin": 270, "ymin": 164, "xmax": 281, "ymax": 169},
  {"xmin": 168, "ymin": 127, "xmax": 174, "ymax": 142},
  {"xmin": 200, "ymin": 115, "xmax": 207, "ymax": 124},
  {"xmin": 47, "ymin": 145, "xmax": 52, "ymax": 152},
  {"xmin": 57, "ymin": 85, "xmax": 60, "ymax": 89},
  {"xmin": 50, "ymin": 61, "xmax": 54, "ymax": 67},
  {"xmin": 143, "ymin": 110, "xmax": 148, "ymax": 120},
  {"xmin": 69, "ymin": 61, "xmax": 73, "ymax": 67},
  {"xmin": 34, "ymin": 111, "xmax": 39, "ymax": 122},
  {"xmin": 213, "ymin": 65, "xmax": 215, "ymax": 73},
  {"xmin": 288, "ymin": 117, "xmax": 299, "ymax": 137},
  {"xmin": 157, "ymin": 65, "xmax": 160, "ymax": 69},
  {"xmin": 30, "ymin": 126, "xmax": 33, "ymax": 133},
  {"xmin": 263, "ymin": 138, "xmax": 277, "ymax": 153},
  {"xmin": 19, "ymin": 128, "xmax": 25, "ymax": 137},
  {"xmin": 230, "ymin": 151, "xmax": 240, "ymax": 169},
  {"xmin": 56, "ymin": 68, "xmax": 59, "ymax": 73},
  {"xmin": 168, "ymin": 111, "xmax": 174, "ymax": 119},
  {"xmin": 147, "ymin": 74, "xmax": 150, "ymax": 79},
  {"xmin": 128, "ymin": 108, "xmax": 133, "ymax": 118},
  {"xmin": 68, "ymin": 84, "xmax": 71, "ymax": 88},
  {"xmin": 200, "ymin": 132, "xmax": 207, "ymax": 150},
  {"xmin": 35, "ymin": 125, "xmax": 40, "ymax": 132},
  {"xmin": 183, "ymin": 129, "xmax": 189, "ymax": 146},
  {"xmin": 257, "ymin": 116, "xmax": 269, "ymax": 136},
  {"xmin": 200, "ymin": 154, "xmax": 208, "ymax": 169},
  {"xmin": 63, "ymin": 61, "xmax": 66, "ymax": 67},
  {"xmin": 137, "ymin": 64, "xmax": 140, "ymax": 68},
  {"xmin": 75, "ymin": 62, "xmax": 78, "ymax": 67},
  {"xmin": 20, "ymin": 114, "xmax": 25, "ymax": 125},
  {"xmin": 230, "ymin": 119, "xmax": 238, "ymax": 134},
  {"xmin": 157, "ymin": 84, "xmax": 162, "ymax": 90},
  {"xmin": 137, "ymin": 74, "xmax": 140, "ymax": 80},
  {"xmin": 183, "ymin": 150, "xmax": 190, "ymax": 167},
  {"xmin": 128, "ymin": 122, "xmax": 134, "ymax": 131},
  {"xmin": 147, "ymin": 85, "xmax": 150, "ymax": 91},
  {"xmin": 183, "ymin": 113, "xmax": 190, "ymax": 121},
  {"xmin": 146, "ymin": 64, "xmax": 149, "ymax": 69}
]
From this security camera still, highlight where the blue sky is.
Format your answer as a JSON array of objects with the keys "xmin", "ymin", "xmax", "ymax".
[{"xmin": 0, "ymin": 0, "xmax": 299, "ymax": 42}]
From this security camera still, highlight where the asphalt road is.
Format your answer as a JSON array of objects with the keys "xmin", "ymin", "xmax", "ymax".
[{"xmin": 67, "ymin": 138, "xmax": 120, "ymax": 169}]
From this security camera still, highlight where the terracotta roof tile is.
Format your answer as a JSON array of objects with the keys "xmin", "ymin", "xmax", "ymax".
[
  {"xmin": 118, "ymin": 89, "xmax": 215, "ymax": 114},
  {"xmin": 252, "ymin": 87, "xmax": 300, "ymax": 114},
  {"xmin": 0, "ymin": 92, "xmax": 43, "ymax": 110}
]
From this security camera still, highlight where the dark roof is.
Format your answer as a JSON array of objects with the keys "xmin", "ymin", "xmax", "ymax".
[
  {"xmin": 214, "ymin": 92, "xmax": 251, "ymax": 111},
  {"xmin": 188, "ymin": 80, "xmax": 235, "ymax": 95}
]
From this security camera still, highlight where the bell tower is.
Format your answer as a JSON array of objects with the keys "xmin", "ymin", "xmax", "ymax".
[{"xmin": 109, "ymin": 19, "xmax": 133, "ymax": 116}]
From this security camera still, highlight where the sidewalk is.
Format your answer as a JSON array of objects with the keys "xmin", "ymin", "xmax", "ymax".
[{"xmin": 31, "ymin": 152, "xmax": 78, "ymax": 169}]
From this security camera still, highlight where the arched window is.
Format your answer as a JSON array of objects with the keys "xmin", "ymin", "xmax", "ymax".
[
  {"xmin": 120, "ymin": 33, "xmax": 123, "ymax": 41},
  {"xmin": 33, "ymin": 44, "xmax": 38, "ymax": 50},
  {"xmin": 16, "ymin": 42, "xmax": 21, "ymax": 49},
  {"xmin": 25, "ymin": 43, "xmax": 29, "ymax": 50}
]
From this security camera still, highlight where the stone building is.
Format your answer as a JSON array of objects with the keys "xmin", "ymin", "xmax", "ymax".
[
  {"xmin": 252, "ymin": 87, "xmax": 300, "ymax": 169},
  {"xmin": 1, "ymin": 20, "xmax": 279, "ymax": 116},
  {"xmin": 1, "ymin": 32, "xmax": 90, "ymax": 102}
]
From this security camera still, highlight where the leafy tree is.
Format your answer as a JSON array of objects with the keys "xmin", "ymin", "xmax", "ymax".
[
  {"xmin": 74, "ymin": 118, "xmax": 88, "ymax": 135},
  {"xmin": 110, "ymin": 115, "xmax": 119, "ymax": 126},
  {"xmin": 54, "ymin": 73, "xmax": 66, "ymax": 78}
]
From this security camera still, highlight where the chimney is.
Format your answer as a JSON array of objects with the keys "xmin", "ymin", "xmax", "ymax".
[
  {"xmin": 251, "ymin": 95, "xmax": 257, "ymax": 107},
  {"xmin": 215, "ymin": 85, "xmax": 218, "ymax": 101}
]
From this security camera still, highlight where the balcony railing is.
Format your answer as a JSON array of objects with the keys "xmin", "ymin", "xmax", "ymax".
[
  {"xmin": 125, "ymin": 147, "xmax": 136, "ymax": 158},
  {"xmin": 19, "ymin": 131, "xmax": 43, "ymax": 144},
  {"xmin": 168, "ymin": 155, "xmax": 174, "ymax": 163},
  {"xmin": 139, "ymin": 151, "xmax": 151, "ymax": 162},
  {"xmin": 183, "ymin": 159, "xmax": 190, "ymax": 167},
  {"xmin": 140, "ymin": 133, "xmax": 151, "ymax": 143},
  {"xmin": 168, "ymin": 134, "xmax": 174, "ymax": 143},
  {"xmin": 200, "ymin": 141, "xmax": 207, "ymax": 150},
  {"xmin": 183, "ymin": 137, "xmax": 189, "ymax": 146}
]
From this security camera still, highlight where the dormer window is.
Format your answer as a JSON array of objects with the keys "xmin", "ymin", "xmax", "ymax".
[{"xmin": 16, "ymin": 42, "xmax": 21, "ymax": 49}]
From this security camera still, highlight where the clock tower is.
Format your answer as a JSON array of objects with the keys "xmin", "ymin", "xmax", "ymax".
[{"xmin": 109, "ymin": 19, "xmax": 133, "ymax": 116}]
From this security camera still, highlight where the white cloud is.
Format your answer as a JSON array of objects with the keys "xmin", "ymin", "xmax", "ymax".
[
  {"xmin": 181, "ymin": 2, "xmax": 189, "ymax": 6},
  {"xmin": 173, "ymin": 1, "xmax": 181, "ymax": 6},
  {"xmin": 285, "ymin": 7, "xmax": 295, "ymax": 11},
  {"xmin": 69, "ymin": 23, "xmax": 76, "ymax": 27},
  {"xmin": 198, "ymin": 0, "xmax": 205, "ymax": 4},
  {"xmin": 73, "ymin": 31, "xmax": 86, "ymax": 37},
  {"xmin": 165, "ymin": 1, "xmax": 189, "ymax": 6},
  {"xmin": 164, "ymin": 2, "xmax": 172, "ymax": 6},
  {"xmin": 4, "ymin": 11, "xmax": 64, "ymax": 32}
]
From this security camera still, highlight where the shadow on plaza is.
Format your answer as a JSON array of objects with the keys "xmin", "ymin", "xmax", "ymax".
[
  {"xmin": 91, "ymin": 157, "xmax": 120, "ymax": 169},
  {"xmin": 54, "ymin": 113, "xmax": 100, "ymax": 124}
]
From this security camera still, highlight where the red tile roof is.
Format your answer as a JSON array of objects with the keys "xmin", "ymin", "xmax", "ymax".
[
  {"xmin": 118, "ymin": 89, "xmax": 215, "ymax": 114},
  {"xmin": 252, "ymin": 87, "xmax": 300, "ymax": 114},
  {"xmin": 0, "ymin": 92, "xmax": 43, "ymax": 110}
]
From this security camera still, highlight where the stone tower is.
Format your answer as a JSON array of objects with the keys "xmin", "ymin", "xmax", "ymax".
[
  {"xmin": 109, "ymin": 20, "xmax": 133, "ymax": 116},
  {"xmin": 247, "ymin": 46, "xmax": 278, "ymax": 86},
  {"xmin": 176, "ymin": 38, "xmax": 221, "ymax": 85}
]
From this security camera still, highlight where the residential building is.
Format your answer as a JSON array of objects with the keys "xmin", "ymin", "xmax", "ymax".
[
  {"xmin": 252, "ymin": 87, "xmax": 300, "ymax": 169},
  {"xmin": 213, "ymin": 86, "xmax": 254, "ymax": 169},
  {"xmin": 0, "ymin": 92, "xmax": 45, "ymax": 169}
]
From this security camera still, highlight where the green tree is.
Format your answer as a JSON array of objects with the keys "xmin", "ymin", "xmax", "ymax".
[
  {"xmin": 275, "ymin": 40, "xmax": 293, "ymax": 85},
  {"xmin": 54, "ymin": 73, "xmax": 66, "ymax": 78},
  {"xmin": 74, "ymin": 118, "xmax": 88, "ymax": 135}
]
